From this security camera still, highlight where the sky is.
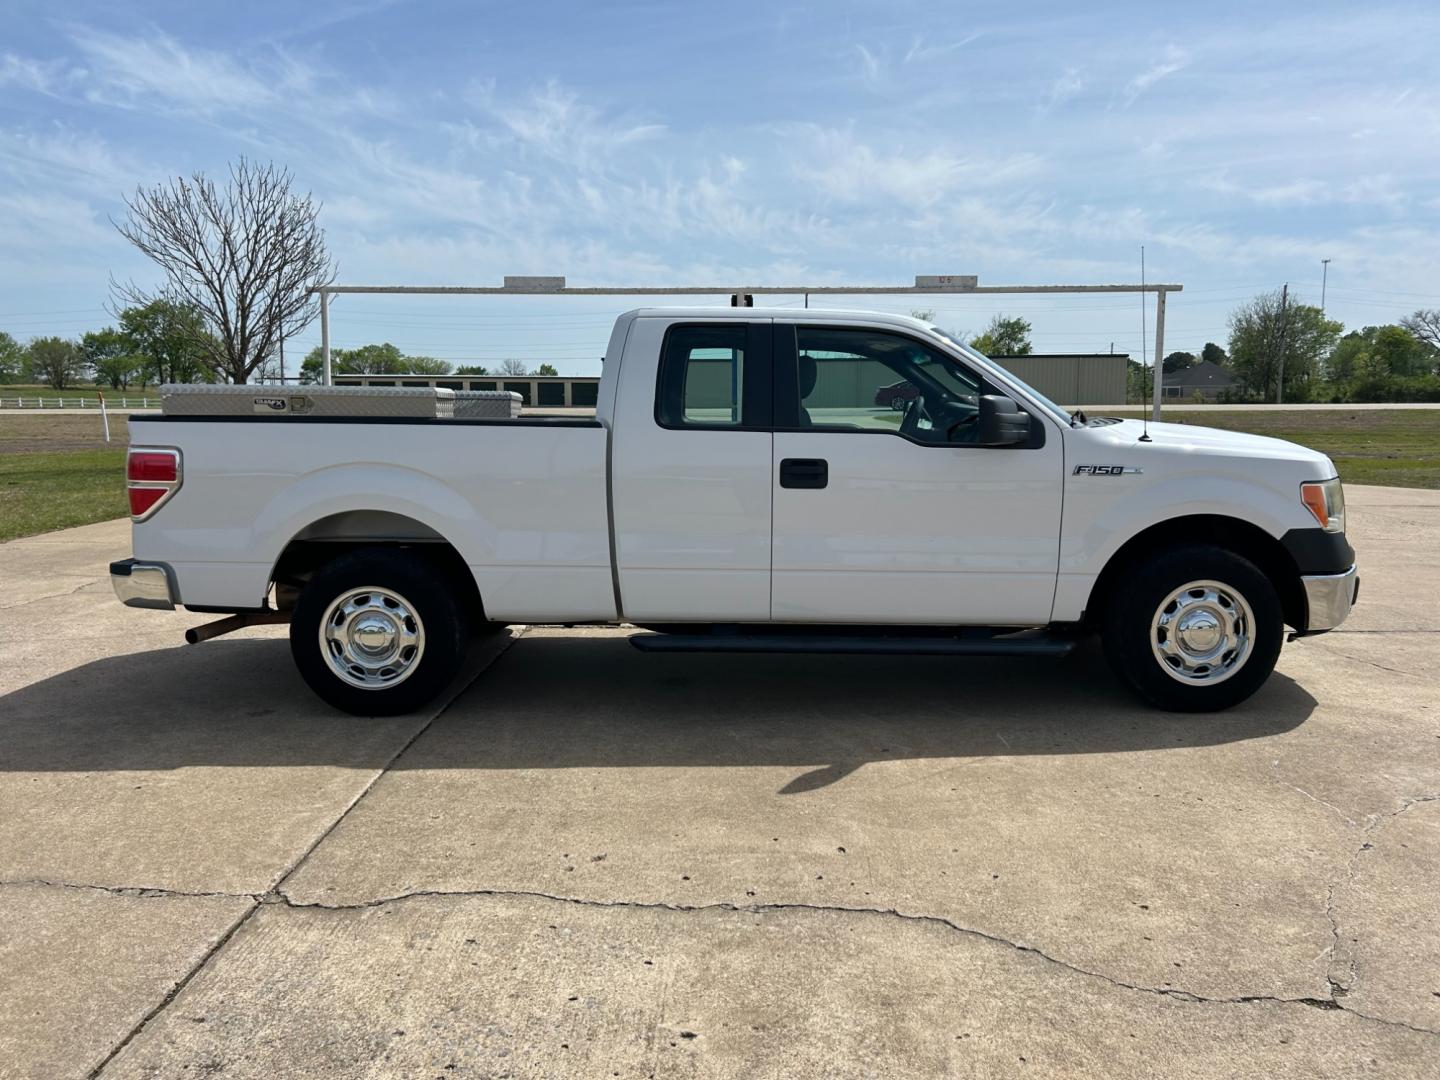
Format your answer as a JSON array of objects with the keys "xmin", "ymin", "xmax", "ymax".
[{"xmin": 2, "ymin": 0, "xmax": 1439, "ymax": 378}]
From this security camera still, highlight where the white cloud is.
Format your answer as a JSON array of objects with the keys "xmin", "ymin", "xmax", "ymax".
[
  {"xmin": 0, "ymin": 53, "xmax": 72, "ymax": 95},
  {"xmin": 484, "ymin": 81, "xmax": 665, "ymax": 171},
  {"xmin": 1041, "ymin": 67, "xmax": 1085, "ymax": 111},
  {"xmin": 68, "ymin": 27, "xmax": 286, "ymax": 115},
  {"xmin": 0, "ymin": 126, "xmax": 152, "ymax": 194},
  {"xmin": 1123, "ymin": 45, "xmax": 1187, "ymax": 104},
  {"xmin": 853, "ymin": 44, "xmax": 882, "ymax": 88},
  {"xmin": 788, "ymin": 125, "xmax": 1045, "ymax": 209},
  {"xmin": 903, "ymin": 33, "xmax": 983, "ymax": 65},
  {"xmin": 1196, "ymin": 171, "xmax": 1407, "ymax": 210}
]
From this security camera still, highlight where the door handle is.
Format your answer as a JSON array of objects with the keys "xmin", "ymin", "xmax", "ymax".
[{"xmin": 779, "ymin": 458, "xmax": 828, "ymax": 489}]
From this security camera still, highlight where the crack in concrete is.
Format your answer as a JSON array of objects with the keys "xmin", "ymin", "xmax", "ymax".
[
  {"xmin": 0, "ymin": 877, "xmax": 259, "ymax": 901},
  {"xmin": 1311, "ymin": 646, "xmax": 1423, "ymax": 678},
  {"xmin": 1268, "ymin": 762, "xmax": 1364, "ymax": 827},
  {"xmin": 86, "ymin": 630, "xmax": 525, "ymax": 1078},
  {"xmin": 0, "ymin": 577, "xmax": 108, "ymax": 610},
  {"xmin": 271, "ymin": 885, "xmax": 1440, "ymax": 1038},
  {"xmin": 1323, "ymin": 792, "xmax": 1440, "ymax": 1022}
]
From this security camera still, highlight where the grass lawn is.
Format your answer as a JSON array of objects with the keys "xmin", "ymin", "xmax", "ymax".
[
  {"xmin": 0, "ymin": 448, "xmax": 128, "ymax": 541},
  {"xmin": 0, "ymin": 413, "xmax": 134, "ymax": 541},
  {"xmin": 1107, "ymin": 409, "xmax": 1440, "ymax": 489}
]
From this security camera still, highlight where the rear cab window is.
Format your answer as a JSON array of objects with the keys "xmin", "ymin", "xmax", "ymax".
[{"xmin": 655, "ymin": 322, "xmax": 772, "ymax": 430}]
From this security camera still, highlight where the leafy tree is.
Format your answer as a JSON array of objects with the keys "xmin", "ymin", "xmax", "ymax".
[
  {"xmin": 455, "ymin": 365, "xmax": 490, "ymax": 376},
  {"xmin": 298, "ymin": 343, "xmax": 452, "ymax": 383},
  {"xmin": 1227, "ymin": 290, "xmax": 1340, "ymax": 402},
  {"xmin": 1162, "ymin": 351, "xmax": 1196, "ymax": 373},
  {"xmin": 499, "ymin": 358, "xmax": 529, "ymax": 376},
  {"xmin": 1125, "ymin": 358, "xmax": 1151, "ymax": 404},
  {"xmin": 1326, "ymin": 332, "xmax": 1369, "ymax": 383},
  {"xmin": 113, "ymin": 159, "xmax": 336, "ymax": 384},
  {"xmin": 26, "ymin": 336, "xmax": 87, "ymax": 389},
  {"xmin": 1325, "ymin": 324, "xmax": 1430, "ymax": 386},
  {"xmin": 119, "ymin": 300, "xmax": 213, "ymax": 385},
  {"xmin": 1367, "ymin": 325, "xmax": 1428, "ymax": 377},
  {"xmin": 909, "ymin": 309, "xmax": 936, "ymax": 322},
  {"xmin": 1200, "ymin": 342, "xmax": 1229, "ymax": 368},
  {"xmin": 0, "ymin": 330, "xmax": 24, "ymax": 382},
  {"xmin": 83, "ymin": 328, "xmax": 143, "ymax": 389},
  {"xmin": 533, "ymin": 363, "xmax": 559, "ymax": 376},
  {"xmin": 969, "ymin": 314, "xmax": 1032, "ymax": 356}
]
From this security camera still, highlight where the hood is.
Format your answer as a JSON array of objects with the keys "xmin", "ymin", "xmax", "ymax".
[{"xmin": 1104, "ymin": 419, "xmax": 1334, "ymax": 469}]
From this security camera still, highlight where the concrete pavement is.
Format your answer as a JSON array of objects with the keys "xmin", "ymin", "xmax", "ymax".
[{"xmin": 1, "ymin": 487, "xmax": 1437, "ymax": 1078}]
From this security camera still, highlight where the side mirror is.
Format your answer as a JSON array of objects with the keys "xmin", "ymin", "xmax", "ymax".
[{"xmin": 977, "ymin": 394, "xmax": 1030, "ymax": 447}]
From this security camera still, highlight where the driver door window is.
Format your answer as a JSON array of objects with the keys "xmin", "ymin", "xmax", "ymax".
[{"xmin": 792, "ymin": 326, "xmax": 982, "ymax": 444}]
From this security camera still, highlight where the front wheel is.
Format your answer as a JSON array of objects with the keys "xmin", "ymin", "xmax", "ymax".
[
  {"xmin": 1101, "ymin": 545, "xmax": 1283, "ymax": 712},
  {"xmin": 290, "ymin": 548, "xmax": 468, "ymax": 716}
]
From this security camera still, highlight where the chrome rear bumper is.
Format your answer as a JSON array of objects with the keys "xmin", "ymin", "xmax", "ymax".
[
  {"xmin": 1301, "ymin": 564, "xmax": 1358, "ymax": 633},
  {"xmin": 110, "ymin": 559, "xmax": 177, "ymax": 610}
]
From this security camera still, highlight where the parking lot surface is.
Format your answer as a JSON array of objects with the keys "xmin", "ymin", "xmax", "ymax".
[{"xmin": 1, "ymin": 484, "xmax": 1437, "ymax": 1078}]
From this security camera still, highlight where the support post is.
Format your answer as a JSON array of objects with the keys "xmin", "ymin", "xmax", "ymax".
[
  {"xmin": 1151, "ymin": 289, "xmax": 1167, "ymax": 422},
  {"xmin": 320, "ymin": 289, "xmax": 331, "ymax": 386}
]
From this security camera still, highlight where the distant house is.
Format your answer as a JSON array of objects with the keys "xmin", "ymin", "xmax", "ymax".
[{"xmin": 1163, "ymin": 360, "xmax": 1234, "ymax": 401}]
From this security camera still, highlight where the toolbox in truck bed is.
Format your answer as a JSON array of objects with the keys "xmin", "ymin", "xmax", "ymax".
[{"xmin": 158, "ymin": 384, "xmax": 521, "ymax": 419}]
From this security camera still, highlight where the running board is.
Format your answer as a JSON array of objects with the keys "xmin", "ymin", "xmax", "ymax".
[{"xmin": 627, "ymin": 632, "xmax": 1074, "ymax": 657}]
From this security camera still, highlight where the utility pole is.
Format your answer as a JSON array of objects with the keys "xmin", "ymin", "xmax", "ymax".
[
  {"xmin": 1320, "ymin": 259, "xmax": 1331, "ymax": 313},
  {"xmin": 1274, "ymin": 282, "xmax": 1290, "ymax": 405}
]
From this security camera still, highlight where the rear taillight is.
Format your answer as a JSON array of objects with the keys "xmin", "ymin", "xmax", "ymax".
[{"xmin": 127, "ymin": 447, "xmax": 182, "ymax": 521}]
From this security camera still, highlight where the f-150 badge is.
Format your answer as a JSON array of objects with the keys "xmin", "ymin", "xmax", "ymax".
[{"xmin": 1073, "ymin": 464, "xmax": 1142, "ymax": 476}]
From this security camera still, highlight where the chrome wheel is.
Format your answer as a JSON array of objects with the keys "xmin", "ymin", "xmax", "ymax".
[
  {"xmin": 1150, "ymin": 579, "xmax": 1254, "ymax": 686},
  {"xmin": 319, "ymin": 586, "xmax": 426, "ymax": 690}
]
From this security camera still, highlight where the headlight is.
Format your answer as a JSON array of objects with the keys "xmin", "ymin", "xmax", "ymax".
[{"xmin": 1300, "ymin": 477, "xmax": 1346, "ymax": 534}]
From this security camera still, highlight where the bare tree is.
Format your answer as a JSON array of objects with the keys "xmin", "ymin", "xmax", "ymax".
[
  {"xmin": 499, "ymin": 358, "xmax": 529, "ymax": 376},
  {"xmin": 113, "ymin": 160, "xmax": 336, "ymax": 384},
  {"xmin": 1401, "ymin": 310, "xmax": 1440, "ymax": 364}
]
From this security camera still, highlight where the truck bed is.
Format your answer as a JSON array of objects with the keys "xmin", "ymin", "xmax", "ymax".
[{"xmin": 128, "ymin": 414, "xmax": 617, "ymax": 622}]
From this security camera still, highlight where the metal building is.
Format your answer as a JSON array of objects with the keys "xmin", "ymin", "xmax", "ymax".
[{"xmin": 989, "ymin": 354, "xmax": 1129, "ymax": 407}]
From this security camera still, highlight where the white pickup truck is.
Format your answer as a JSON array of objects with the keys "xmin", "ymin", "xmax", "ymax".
[{"xmin": 111, "ymin": 308, "xmax": 1358, "ymax": 715}]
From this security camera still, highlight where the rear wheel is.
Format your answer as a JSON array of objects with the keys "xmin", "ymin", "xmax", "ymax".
[
  {"xmin": 290, "ymin": 548, "xmax": 467, "ymax": 716},
  {"xmin": 1101, "ymin": 545, "xmax": 1282, "ymax": 712}
]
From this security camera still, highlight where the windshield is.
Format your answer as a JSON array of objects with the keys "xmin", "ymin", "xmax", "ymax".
[{"xmin": 925, "ymin": 325, "xmax": 1073, "ymax": 425}]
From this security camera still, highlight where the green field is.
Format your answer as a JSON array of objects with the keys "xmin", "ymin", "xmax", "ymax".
[
  {"xmin": 0, "ymin": 413, "xmax": 132, "ymax": 541},
  {"xmin": 0, "ymin": 448, "xmax": 128, "ymax": 541},
  {"xmin": 1107, "ymin": 409, "xmax": 1440, "ymax": 489}
]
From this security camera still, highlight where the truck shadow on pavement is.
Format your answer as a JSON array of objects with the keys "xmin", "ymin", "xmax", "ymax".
[{"xmin": 0, "ymin": 631, "xmax": 1318, "ymax": 792}]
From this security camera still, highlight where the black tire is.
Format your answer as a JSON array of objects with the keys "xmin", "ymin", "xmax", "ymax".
[
  {"xmin": 290, "ymin": 548, "xmax": 468, "ymax": 716},
  {"xmin": 1100, "ymin": 544, "xmax": 1283, "ymax": 712}
]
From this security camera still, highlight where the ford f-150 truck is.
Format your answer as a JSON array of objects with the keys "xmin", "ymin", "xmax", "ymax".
[{"xmin": 111, "ymin": 308, "xmax": 1358, "ymax": 715}]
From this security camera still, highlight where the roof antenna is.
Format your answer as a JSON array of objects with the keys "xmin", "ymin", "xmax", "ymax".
[{"xmin": 1138, "ymin": 245, "xmax": 1151, "ymax": 442}]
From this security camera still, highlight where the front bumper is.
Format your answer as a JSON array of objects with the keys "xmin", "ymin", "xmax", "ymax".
[
  {"xmin": 1301, "ymin": 564, "xmax": 1359, "ymax": 633},
  {"xmin": 110, "ymin": 559, "xmax": 177, "ymax": 610}
]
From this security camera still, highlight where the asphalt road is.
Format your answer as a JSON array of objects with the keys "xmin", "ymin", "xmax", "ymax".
[{"xmin": 1, "ymin": 485, "xmax": 1437, "ymax": 1078}]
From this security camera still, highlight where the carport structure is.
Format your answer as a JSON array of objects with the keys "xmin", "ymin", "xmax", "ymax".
[{"xmin": 311, "ymin": 275, "xmax": 1183, "ymax": 419}]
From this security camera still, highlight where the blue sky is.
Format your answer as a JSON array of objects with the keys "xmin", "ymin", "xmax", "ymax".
[{"xmin": 2, "ymin": 0, "xmax": 1438, "ymax": 377}]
